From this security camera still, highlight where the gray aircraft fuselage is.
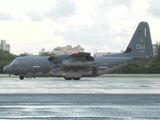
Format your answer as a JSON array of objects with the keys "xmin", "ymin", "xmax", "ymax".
[
  {"xmin": 3, "ymin": 22, "xmax": 154, "ymax": 80},
  {"xmin": 3, "ymin": 55, "xmax": 132, "ymax": 79}
]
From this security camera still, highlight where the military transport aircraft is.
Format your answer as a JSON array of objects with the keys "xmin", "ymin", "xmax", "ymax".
[{"xmin": 3, "ymin": 22, "xmax": 154, "ymax": 80}]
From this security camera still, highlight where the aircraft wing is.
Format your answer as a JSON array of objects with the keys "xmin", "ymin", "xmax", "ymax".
[
  {"xmin": 61, "ymin": 52, "xmax": 95, "ymax": 67},
  {"xmin": 48, "ymin": 54, "xmax": 70, "ymax": 64}
]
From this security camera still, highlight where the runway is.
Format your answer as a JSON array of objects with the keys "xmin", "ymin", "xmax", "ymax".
[
  {"xmin": 0, "ymin": 77, "xmax": 160, "ymax": 94},
  {"xmin": 0, "ymin": 76, "xmax": 160, "ymax": 119},
  {"xmin": 0, "ymin": 94, "xmax": 160, "ymax": 119},
  {"xmin": 1, "ymin": 76, "xmax": 160, "ymax": 94}
]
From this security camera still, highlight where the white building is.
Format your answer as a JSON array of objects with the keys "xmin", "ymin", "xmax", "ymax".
[
  {"xmin": 0, "ymin": 40, "xmax": 10, "ymax": 52},
  {"xmin": 38, "ymin": 48, "xmax": 52, "ymax": 55},
  {"xmin": 54, "ymin": 45, "xmax": 84, "ymax": 55}
]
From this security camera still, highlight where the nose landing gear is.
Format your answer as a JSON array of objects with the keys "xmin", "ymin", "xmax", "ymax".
[{"xmin": 19, "ymin": 75, "xmax": 24, "ymax": 80}]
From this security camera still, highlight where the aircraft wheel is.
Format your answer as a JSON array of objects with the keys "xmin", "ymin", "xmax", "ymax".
[
  {"xmin": 19, "ymin": 76, "xmax": 24, "ymax": 80},
  {"xmin": 73, "ymin": 78, "xmax": 80, "ymax": 80}
]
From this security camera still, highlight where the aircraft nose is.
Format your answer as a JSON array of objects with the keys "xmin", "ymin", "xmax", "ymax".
[{"xmin": 3, "ymin": 65, "xmax": 10, "ymax": 73}]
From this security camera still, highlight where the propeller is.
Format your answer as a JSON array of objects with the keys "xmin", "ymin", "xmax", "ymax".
[
  {"xmin": 48, "ymin": 53, "xmax": 70, "ymax": 71},
  {"xmin": 47, "ymin": 55, "xmax": 55, "ymax": 62},
  {"xmin": 47, "ymin": 51, "xmax": 57, "ymax": 71}
]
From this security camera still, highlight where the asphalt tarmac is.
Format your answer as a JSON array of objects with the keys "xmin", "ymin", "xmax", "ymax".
[{"xmin": 0, "ymin": 76, "xmax": 160, "ymax": 119}]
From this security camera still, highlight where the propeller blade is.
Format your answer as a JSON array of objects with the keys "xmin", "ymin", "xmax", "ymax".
[{"xmin": 48, "ymin": 56, "xmax": 55, "ymax": 61}]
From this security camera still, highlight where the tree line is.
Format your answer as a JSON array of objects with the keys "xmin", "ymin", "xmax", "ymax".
[
  {"xmin": 0, "ymin": 50, "xmax": 18, "ymax": 73},
  {"xmin": 0, "ymin": 42, "xmax": 160, "ymax": 74}
]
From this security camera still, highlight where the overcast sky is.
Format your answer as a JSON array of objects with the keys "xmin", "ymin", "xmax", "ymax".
[{"xmin": 0, "ymin": 0, "xmax": 160, "ymax": 55}]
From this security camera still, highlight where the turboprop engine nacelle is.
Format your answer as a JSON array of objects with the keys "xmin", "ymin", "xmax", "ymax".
[{"xmin": 62, "ymin": 60, "xmax": 94, "ymax": 67}]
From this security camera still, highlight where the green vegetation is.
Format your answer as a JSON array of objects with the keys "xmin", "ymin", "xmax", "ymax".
[
  {"xmin": 0, "ymin": 50, "xmax": 18, "ymax": 73},
  {"xmin": 39, "ymin": 52, "xmax": 56, "ymax": 56},
  {"xmin": 20, "ymin": 53, "xmax": 30, "ymax": 56},
  {"xmin": 113, "ymin": 41, "xmax": 160, "ymax": 74}
]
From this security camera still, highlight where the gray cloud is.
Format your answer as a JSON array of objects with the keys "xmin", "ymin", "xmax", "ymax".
[
  {"xmin": 111, "ymin": 0, "xmax": 131, "ymax": 6},
  {"xmin": 53, "ymin": 22, "xmax": 116, "ymax": 51},
  {"xmin": 102, "ymin": 0, "xmax": 132, "ymax": 8},
  {"xmin": 0, "ymin": 12, "xmax": 13, "ymax": 21},
  {"xmin": 44, "ymin": 0, "xmax": 76, "ymax": 22},
  {"xmin": 53, "ymin": 22, "xmax": 133, "ymax": 52},
  {"xmin": 147, "ymin": 0, "xmax": 160, "ymax": 18},
  {"xmin": 50, "ymin": 0, "xmax": 138, "ymax": 52},
  {"xmin": 26, "ymin": 10, "xmax": 43, "ymax": 22}
]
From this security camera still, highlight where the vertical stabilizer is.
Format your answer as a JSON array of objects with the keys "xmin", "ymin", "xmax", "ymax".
[{"xmin": 124, "ymin": 22, "xmax": 154, "ymax": 58}]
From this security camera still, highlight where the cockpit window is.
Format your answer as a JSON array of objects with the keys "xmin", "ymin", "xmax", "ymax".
[{"xmin": 10, "ymin": 58, "xmax": 19, "ymax": 65}]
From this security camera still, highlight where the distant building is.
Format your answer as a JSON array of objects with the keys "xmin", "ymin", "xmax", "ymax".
[
  {"xmin": 38, "ymin": 48, "xmax": 51, "ymax": 56},
  {"xmin": 0, "ymin": 40, "xmax": 10, "ymax": 52},
  {"xmin": 54, "ymin": 45, "xmax": 84, "ymax": 55},
  {"xmin": 40, "ymin": 48, "xmax": 46, "ymax": 53}
]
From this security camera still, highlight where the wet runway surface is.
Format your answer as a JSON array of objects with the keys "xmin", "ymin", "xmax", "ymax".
[
  {"xmin": 0, "ymin": 76, "xmax": 160, "ymax": 119},
  {"xmin": 1, "ymin": 76, "xmax": 160, "ymax": 94},
  {"xmin": 0, "ymin": 94, "xmax": 160, "ymax": 119}
]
